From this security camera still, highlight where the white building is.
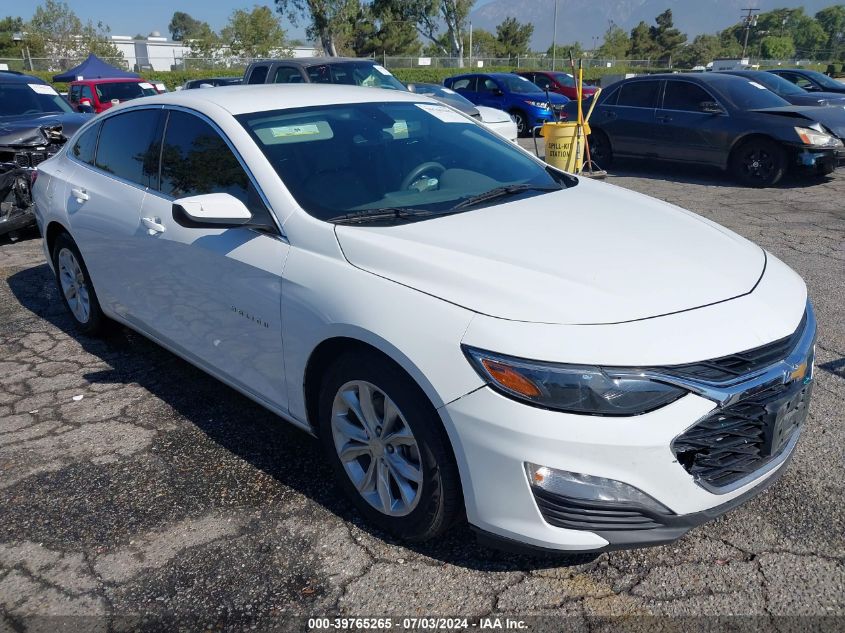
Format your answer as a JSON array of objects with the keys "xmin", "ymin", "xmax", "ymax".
[{"xmin": 110, "ymin": 33, "xmax": 320, "ymax": 72}]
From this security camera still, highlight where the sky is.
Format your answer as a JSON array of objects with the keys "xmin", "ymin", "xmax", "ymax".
[{"xmin": 17, "ymin": 0, "xmax": 497, "ymax": 41}]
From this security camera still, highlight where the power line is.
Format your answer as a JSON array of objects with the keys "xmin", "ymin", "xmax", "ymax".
[{"xmin": 740, "ymin": 8, "xmax": 760, "ymax": 58}]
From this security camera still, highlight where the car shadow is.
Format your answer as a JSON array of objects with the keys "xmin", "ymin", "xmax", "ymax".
[
  {"xmin": 7, "ymin": 263, "xmax": 597, "ymax": 573},
  {"xmin": 604, "ymin": 158, "xmax": 836, "ymax": 189}
]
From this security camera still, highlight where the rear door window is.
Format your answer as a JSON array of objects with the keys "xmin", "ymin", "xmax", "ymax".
[
  {"xmin": 615, "ymin": 81, "xmax": 660, "ymax": 108},
  {"xmin": 248, "ymin": 65, "xmax": 269, "ymax": 84},
  {"xmin": 71, "ymin": 123, "xmax": 100, "ymax": 165},
  {"xmin": 662, "ymin": 81, "xmax": 715, "ymax": 112},
  {"xmin": 274, "ymin": 66, "xmax": 304, "ymax": 83},
  {"xmin": 450, "ymin": 77, "xmax": 476, "ymax": 92},
  {"xmin": 94, "ymin": 109, "xmax": 163, "ymax": 187}
]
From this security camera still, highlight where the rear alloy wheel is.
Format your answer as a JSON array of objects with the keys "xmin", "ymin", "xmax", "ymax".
[
  {"xmin": 730, "ymin": 138, "xmax": 787, "ymax": 187},
  {"xmin": 318, "ymin": 352, "xmax": 462, "ymax": 541},
  {"xmin": 52, "ymin": 233, "xmax": 108, "ymax": 336}
]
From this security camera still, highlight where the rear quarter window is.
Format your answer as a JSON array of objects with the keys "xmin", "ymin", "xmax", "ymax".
[
  {"xmin": 71, "ymin": 123, "xmax": 100, "ymax": 165},
  {"xmin": 94, "ymin": 109, "xmax": 162, "ymax": 187}
]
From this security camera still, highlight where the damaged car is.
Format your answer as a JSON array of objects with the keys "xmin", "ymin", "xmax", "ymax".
[
  {"xmin": 580, "ymin": 73, "xmax": 845, "ymax": 186},
  {"xmin": 0, "ymin": 71, "xmax": 90, "ymax": 237}
]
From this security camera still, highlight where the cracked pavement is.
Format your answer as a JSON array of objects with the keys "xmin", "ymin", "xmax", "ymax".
[{"xmin": 0, "ymin": 155, "xmax": 843, "ymax": 631}]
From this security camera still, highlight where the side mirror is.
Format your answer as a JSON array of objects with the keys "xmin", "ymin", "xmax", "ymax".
[
  {"xmin": 78, "ymin": 98, "xmax": 93, "ymax": 113},
  {"xmin": 492, "ymin": 88, "xmax": 504, "ymax": 96},
  {"xmin": 700, "ymin": 101, "xmax": 725, "ymax": 114},
  {"xmin": 172, "ymin": 193, "xmax": 253, "ymax": 229}
]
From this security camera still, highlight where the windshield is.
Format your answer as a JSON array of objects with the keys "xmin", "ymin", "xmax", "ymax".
[
  {"xmin": 715, "ymin": 78, "xmax": 791, "ymax": 110},
  {"xmin": 801, "ymin": 70, "xmax": 845, "ymax": 90},
  {"xmin": 498, "ymin": 74, "xmax": 542, "ymax": 94},
  {"xmin": 748, "ymin": 72, "xmax": 805, "ymax": 95},
  {"xmin": 0, "ymin": 82, "xmax": 74, "ymax": 117},
  {"xmin": 238, "ymin": 102, "xmax": 566, "ymax": 222},
  {"xmin": 95, "ymin": 81, "xmax": 157, "ymax": 102},
  {"xmin": 305, "ymin": 62, "xmax": 406, "ymax": 91},
  {"xmin": 550, "ymin": 73, "xmax": 576, "ymax": 88}
]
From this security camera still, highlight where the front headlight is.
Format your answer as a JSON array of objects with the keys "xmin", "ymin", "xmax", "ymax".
[
  {"xmin": 463, "ymin": 347, "xmax": 686, "ymax": 416},
  {"xmin": 524, "ymin": 100, "xmax": 551, "ymax": 110},
  {"xmin": 795, "ymin": 126, "xmax": 843, "ymax": 147}
]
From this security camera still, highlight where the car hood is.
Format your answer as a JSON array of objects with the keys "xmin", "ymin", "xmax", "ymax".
[
  {"xmin": 785, "ymin": 91, "xmax": 845, "ymax": 107},
  {"xmin": 335, "ymin": 179, "xmax": 765, "ymax": 325},
  {"xmin": 476, "ymin": 105, "xmax": 511, "ymax": 123},
  {"xmin": 517, "ymin": 91, "xmax": 569, "ymax": 105},
  {"xmin": 0, "ymin": 112, "xmax": 91, "ymax": 147},
  {"xmin": 752, "ymin": 105, "xmax": 845, "ymax": 138}
]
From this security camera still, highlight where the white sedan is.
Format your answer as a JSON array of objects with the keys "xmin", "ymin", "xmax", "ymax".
[{"xmin": 33, "ymin": 85, "xmax": 814, "ymax": 553}]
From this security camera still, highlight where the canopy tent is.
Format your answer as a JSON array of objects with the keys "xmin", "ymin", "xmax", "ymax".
[{"xmin": 52, "ymin": 54, "xmax": 140, "ymax": 82}]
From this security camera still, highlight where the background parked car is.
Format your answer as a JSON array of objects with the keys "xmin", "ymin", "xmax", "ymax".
[
  {"xmin": 515, "ymin": 70, "xmax": 598, "ymax": 101},
  {"xmin": 443, "ymin": 72, "xmax": 569, "ymax": 137},
  {"xmin": 244, "ymin": 57, "xmax": 406, "ymax": 91},
  {"xmin": 768, "ymin": 69, "xmax": 845, "ymax": 94},
  {"xmin": 406, "ymin": 83, "xmax": 518, "ymax": 142},
  {"xmin": 68, "ymin": 78, "xmax": 159, "ymax": 113},
  {"xmin": 0, "ymin": 70, "xmax": 89, "ymax": 236},
  {"xmin": 719, "ymin": 70, "xmax": 845, "ymax": 106},
  {"xmin": 577, "ymin": 73, "xmax": 844, "ymax": 186},
  {"xmin": 182, "ymin": 77, "xmax": 242, "ymax": 90}
]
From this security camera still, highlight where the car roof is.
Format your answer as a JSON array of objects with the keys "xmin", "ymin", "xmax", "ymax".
[
  {"xmin": 622, "ymin": 72, "xmax": 753, "ymax": 85},
  {"xmin": 250, "ymin": 57, "xmax": 377, "ymax": 67},
  {"xmin": 0, "ymin": 70, "xmax": 47, "ymax": 84},
  {"xmin": 70, "ymin": 77, "xmax": 147, "ymax": 84},
  {"xmin": 110, "ymin": 83, "xmax": 434, "ymax": 116}
]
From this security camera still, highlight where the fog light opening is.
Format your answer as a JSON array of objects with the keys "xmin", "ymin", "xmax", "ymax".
[{"xmin": 525, "ymin": 462, "xmax": 671, "ymax": 515}]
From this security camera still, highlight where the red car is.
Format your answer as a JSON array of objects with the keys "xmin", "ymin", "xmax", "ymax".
[
  {"xmin": 515, "ymin": 71, "xmax": 598, "ymax": 100},
  {"xmin": 67, "ymin": 78, "xmax": 159, "ymax": 114}
]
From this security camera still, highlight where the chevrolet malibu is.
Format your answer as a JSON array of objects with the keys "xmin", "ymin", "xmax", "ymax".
[{"xmin": 32, "ymin": 85, "xmax": 815, "ymax": 553}]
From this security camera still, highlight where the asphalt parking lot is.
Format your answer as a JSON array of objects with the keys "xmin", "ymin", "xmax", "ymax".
[{"xmin": 1, "ymin": 152, "xmax": 843, "ymax": 631}]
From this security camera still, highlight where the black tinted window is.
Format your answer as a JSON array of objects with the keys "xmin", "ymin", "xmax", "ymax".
[
  {"xmin": 248, "ymin": 65, "xmax": 268, "ymax": 84},
  {"xmin": 663, "ymin": 81, "xmax": 714, "ymax": 111},
  {"xmin": 160, "ymin": 111, "xmax": 249, "ymax": 201},
  {"xmin": 274, "ymin": 67, "xmax": 303, "ymax": 83},
  {"xmin": 72, "ymin": 123, "xmax": 100, "ymax": 164},
  {"xmin": 94, "ymin": 110, "xmax": 161, "ymax": 186},
  {"xmin": 616, "ymin": 81, "xmax": 660, "ymax": 108}
]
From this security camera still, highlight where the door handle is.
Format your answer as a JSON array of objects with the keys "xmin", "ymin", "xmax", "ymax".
[
  {"xmin": 656, "ymin": 115, "xmax": 673, "ymax": 123},
  {"xmin": 141, "ymin": 217, "xmax": 166, "ymax": 234},
  {"xmin": 70, "ymin": 187, "xmax": 88, "ymax": 202},
  {"xmin": 605, "ymin": 111, "xmax": 617, "ymax": 120}
]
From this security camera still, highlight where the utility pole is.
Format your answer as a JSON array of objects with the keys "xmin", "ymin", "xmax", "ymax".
[
  {"xmin": 551, "ymin": 0, "xmax": 558, "ymax": 71},
  {"xmin": 741, "ymin": 8, "xmax": 760, "ymax": 58},
  {"xmin": 469, "ymin": 21, "xmax": 473, "ymax": 68}
]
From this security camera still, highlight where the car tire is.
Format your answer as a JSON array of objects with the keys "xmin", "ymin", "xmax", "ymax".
[
  {"xmin": 318, "ymin": 350, "xmax": 462, "ymax": 541},
  {"xmin": 730, "ymin": 137, "xmax": 787, "ymax": 187},
  {"xmin": 587, "ymin": 129, "xmax": 613, "ymax": 167},
  {"xmin": 511, "ymin": 110, "xmax": 529, "ymax": 137},
  {"xmin": 51, "ymin": 232, "xmax": 108, "ymax": 336}
]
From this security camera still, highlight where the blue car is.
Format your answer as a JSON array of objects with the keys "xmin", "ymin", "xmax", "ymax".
[{"xmin": 444, "ymin": 72, "xmax": 569, "ymax": 136}]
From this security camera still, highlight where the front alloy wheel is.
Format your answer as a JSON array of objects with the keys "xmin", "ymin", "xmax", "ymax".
[
  {"xmin": 331, "ymin": 380, "xmax": 423, "ymax": 516},
  {"xmin": 318, "ymin": 351, "xmax": 462, "ymax": 541}
]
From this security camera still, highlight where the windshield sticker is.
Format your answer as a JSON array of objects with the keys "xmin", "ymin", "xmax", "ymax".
[
  {"xmin": 271, "ymin": 123, "xmax": 322, "ymax": 137},
  {"xmin": 415, "ymin": 103, "xmax": 468, "ymax": 123},
  {"xmin": 28, "ymin": 83, "xmax": 59, "ymax": 96},
  {"xmin": 373, "ymin": 64, "xmax": 392, "ymax": 76},
  {"xmin": 748, "ymin": 81, "xmax": 768, "ymax": 90},
  {"xmin": 138, "ymin": 82, "xmax": 154, "ymax": 90}
]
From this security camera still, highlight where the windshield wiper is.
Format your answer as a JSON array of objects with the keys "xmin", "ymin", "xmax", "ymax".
[
  {"xmin": 328, "ymin": 207, "xmax": 443, "ymax": 225},
  {"xmin": 450, "ymin": 184, "xmax": 562, "ymax": 211}
]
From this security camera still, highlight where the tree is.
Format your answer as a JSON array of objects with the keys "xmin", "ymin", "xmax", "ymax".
[
  {"xmin": 221, "ymin": 6, "xmax": 288, "ymax": 58},
  {"xmin": 650, "ymin": 9, "xmax": 686, "ymax": 62},
  {"xmin": 628, "ymin": 21, "xmax": 658, "ymax": 59},
  {"xmin": 275, "ymin": 0, "xmax": 358, "ymax": 57},
  {"xmin": 377, "ymin": 0, "xmax": 475, "ymax": 64},
  {"xmin": 675, "ymin": 34, "xmax": 723, "ymax": 68},
  {"xmin": 168, "ymin": 12, "xmax": 211, "ymax": 41},
  {"xmin": 0, "ymin": 16, "xmax": 27, "ymax": 58},
  {"xmin": 348, "ymin": 3, "xmax": 420, "ymax": 57},
  {"xmin": 464, "ymin": 28, "xmax": 498, "ymax": 57},
  {"xmin": 596, "ymin": 22, "xmax": 629, "ymax": 60},
  {"xmin": 27, "ymin": 0, "xmax": 123, "ymax": 67},
  {"xmin": 760, "ymin": 35, "xmax": 795, "ymax": 60},
  {"xmin": 495, "ymin": 17, "xmax": 533, "ymax": 58},
  {"xmin": 547, "ymin": 42, "xmax": 583, "ymax": 60}
]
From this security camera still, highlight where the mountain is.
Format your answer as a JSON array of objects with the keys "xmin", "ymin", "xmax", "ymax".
[{"xmin": 470, "ymin": 0, "xmax": 836, "ymax": 52}]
